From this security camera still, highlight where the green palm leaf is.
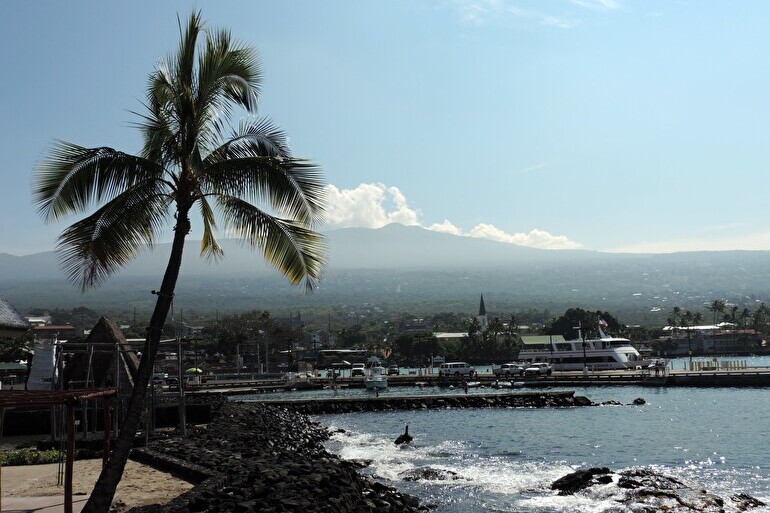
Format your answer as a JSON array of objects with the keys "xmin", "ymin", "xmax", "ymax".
[
  {"xmin": 198, "ymin": 196, "xmax": 223, "ymax": 260},
  {"xmin": 218, "ymin": 195, "xmax": 325, "ymax": 291},
  {"xmin": 57, "ymin": 181, "xmax": 169, "ymax": 289},
  {"xmin": 34, "ymin": 142, "xmax": 162, "ymax": 222}
]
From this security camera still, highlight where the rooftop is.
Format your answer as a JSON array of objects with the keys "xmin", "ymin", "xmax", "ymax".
[{"xmin": 0, "ymin": 297, "xmax": 29, "ymax": 331}]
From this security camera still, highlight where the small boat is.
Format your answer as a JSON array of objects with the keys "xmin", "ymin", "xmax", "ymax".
[
  {"xmin": 365, "ymin": 366, "xmax": 388, "ymax": 390},
  {"xmin": 466, "ymin": 381, "xmax": 482, "ymax": 388}
]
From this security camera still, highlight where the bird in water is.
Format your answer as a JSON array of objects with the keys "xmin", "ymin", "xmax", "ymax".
[{"xmin": 394, "ymin": 424, "xmax": 413, "ymax": 445}]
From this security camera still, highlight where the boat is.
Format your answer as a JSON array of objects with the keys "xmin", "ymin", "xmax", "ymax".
[
  {"xmin": 491, "ymin": 380, "xmax": 525, "ymax": 389},
  {"xmin": 519, "ymin": 325, "xmax": 651, "ymax": 371},
  {"xmin": 364, "ymin": 366, "xmax": 388, "ymax": 390}
]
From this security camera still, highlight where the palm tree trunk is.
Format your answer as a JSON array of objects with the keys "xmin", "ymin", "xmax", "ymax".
[{"xmin": 82, "ymin": 210, "xmax": 191, "ymax": 513}]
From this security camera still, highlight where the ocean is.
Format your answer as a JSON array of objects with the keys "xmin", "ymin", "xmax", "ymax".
[{"xmin": 315, "ymin": 385, "xmax": 770, "ymax": 512}]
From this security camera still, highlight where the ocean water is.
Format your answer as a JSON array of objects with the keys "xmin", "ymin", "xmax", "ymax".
[{"xmin": 315, "ymin": 386, "xmax": 770, "ymax": 512}]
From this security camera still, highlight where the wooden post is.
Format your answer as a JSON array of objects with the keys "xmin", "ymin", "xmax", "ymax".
[
  {"xmin": 0, "ymin": 406, "xmax": 5, "ymax": 513},
  {"xmin": 103, "ymin": 397, "xmax": 111, "ymax": 469},
  {"xmin": 65, "ymin": 403, "xmax": 75, "ymax": 513}
]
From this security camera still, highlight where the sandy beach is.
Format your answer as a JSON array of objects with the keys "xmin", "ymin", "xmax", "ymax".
[{"xmin": 1, "ymin": 459, "xmax": 194, "ymax": 511}]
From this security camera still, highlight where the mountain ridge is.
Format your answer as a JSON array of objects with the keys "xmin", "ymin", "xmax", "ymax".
[{"xmin": 3, "ymin": 224, "xmax": 770, "ymax": 324}]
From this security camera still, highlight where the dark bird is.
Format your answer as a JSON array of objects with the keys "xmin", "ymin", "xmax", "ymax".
[{"xmin": 394, "ymin": 425, "xmax": 413, "ymax": 445}]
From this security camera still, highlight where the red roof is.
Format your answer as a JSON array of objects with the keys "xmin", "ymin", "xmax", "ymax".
[{"xmin": 33, "ymin": 325, "xmax": 77, "ymax": 331}]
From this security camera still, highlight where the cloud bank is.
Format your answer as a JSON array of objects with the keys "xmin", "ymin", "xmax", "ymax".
[{"xmin": 324, "ymin": 183, "xmax": 581, "ymax": 250}]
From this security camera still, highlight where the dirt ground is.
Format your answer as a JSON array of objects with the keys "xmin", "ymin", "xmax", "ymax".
[{"xmin": 1, "ymin": 459, "xmax": 194, "ymax": 511}]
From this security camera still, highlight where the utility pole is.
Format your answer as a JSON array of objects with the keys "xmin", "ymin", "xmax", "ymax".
[{"xmin": 264, "ymin": 330, "xmax": 269, "ymax": 374}]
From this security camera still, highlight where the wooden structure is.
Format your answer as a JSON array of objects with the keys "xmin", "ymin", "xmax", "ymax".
[{"xmin": 0, "ymin": 388, "xmax": 117, "ymax": 513}]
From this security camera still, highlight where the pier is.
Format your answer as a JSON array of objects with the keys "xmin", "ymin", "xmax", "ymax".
[{"xmin": 181, "ymin": 366, "xmax": 770, "ymax": 396}]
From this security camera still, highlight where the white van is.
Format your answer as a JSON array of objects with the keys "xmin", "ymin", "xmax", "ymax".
[{"xmin": 439, "ymin": 362, "xmax": 475, "ymax": 377}]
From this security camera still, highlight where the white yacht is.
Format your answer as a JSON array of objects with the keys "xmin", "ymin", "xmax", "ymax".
[
  {"xmin": 519, "ymin": 326, "xmax": 649, "ymax": 371},
  {"xmin": 364, "ymin": 366, "xmax": 388, "ymax": 390}
]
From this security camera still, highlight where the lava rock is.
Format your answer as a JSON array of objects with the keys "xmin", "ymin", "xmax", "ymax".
[
  {"xmin": 551, "ymin": 467, "xmax": 611, "ymax": 495},
  {"xmin": 552, "ymin": 467, "xmax": 766, "ymax": 512},
  {"xmin": 400, "ymin": 467, "xmax": 461, "ymax": 482}
]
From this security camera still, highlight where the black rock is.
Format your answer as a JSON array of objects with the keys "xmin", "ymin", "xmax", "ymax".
[
  {"xmin": 551, "ymin": 467, "xmax": 611, "ymax": 495},
  {"xmin": 632, "ymin": 397, "xmax": 646, "ymax": 405},
  {"xmin": 732, "ymin": 493, "xmax": 766, "ymax": 511},
  {"xmin": 400, "ymin": 467, "xmax": 461, "ymax": 482}
]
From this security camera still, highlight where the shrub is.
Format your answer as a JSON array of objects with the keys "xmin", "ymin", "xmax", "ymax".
[{"xmin": 0, "ymin": 448, "xmax": 63, "ymax": 466}]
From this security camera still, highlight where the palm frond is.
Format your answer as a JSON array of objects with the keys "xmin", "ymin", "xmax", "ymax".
[
  {"xmin": 33, "ymin": 142, "xmax": 163, "ymax": 222},
  {"xmin": 205, "ymin": 155, "xmax": 325, "ymax": 227},
  {"xmin": 57, "ymin": 181, "xmax": 170, "ymax": 290},
  {"xmin": 218, "ymin": 195, "xmax": 325, "ymax": 291},
  {"xmin": 202, "ymin": 119, "xmax": 325, "ymax": 226},
  {"xmin": 197, "ymin": 28, "xmax": 261, "ymax": 115},
  {"xmin": 176, "ymin": 11, "xmax": 203, "ymax": 95},
  {"xmin": 194, "ymin": 29, "xmax": 261, "ymax": 157},
  {"xmin": 198, "ymin": 197, "xmax": 223, "ymax": 261}
]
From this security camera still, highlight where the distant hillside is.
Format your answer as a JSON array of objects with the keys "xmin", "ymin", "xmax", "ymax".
[{"xmin": 2, "ymin": 224, "xmax": 770, "ymax": 325}]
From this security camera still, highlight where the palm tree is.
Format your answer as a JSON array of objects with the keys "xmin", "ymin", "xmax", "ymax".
[
  {"xmin": 682, "ymin": 310, "xmax": 694, "ymax": 360},
  {"xmin": 33, "ymin": 12, "xmax": 325, "ymax": 512},
  {"xmin": 752, "ymin": 303, "xmax": 769, "ymax": 334},
  {"xmin": 709, "ymin": 299, "xmax": 726, "ymax": 326}
]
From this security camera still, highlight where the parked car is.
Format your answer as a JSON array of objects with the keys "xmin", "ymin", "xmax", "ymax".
[
  {"xmin": 351, "ymin": 363, "xmax": 366, "ymax": 377},
  {"xmin": 524, "ymin": 363, "xmax": 552, "ymax": 376},
  {"xmin": 493, "ymin": 362, "xmax": 525, "ymax": 377},
  {"xmin": 438, "ymin": 362, "xmax": 475, "ymax": 377},
  {"xmin": 387, "ymin": 365, "xmax": 400, "ymax": 376}
]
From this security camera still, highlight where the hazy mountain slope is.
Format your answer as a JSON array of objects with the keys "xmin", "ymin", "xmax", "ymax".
[{"xmin": 2, "ymin": 224, "xmax": 770, "ymax": 325}]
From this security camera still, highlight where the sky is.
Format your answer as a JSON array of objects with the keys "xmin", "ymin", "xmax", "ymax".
[{"xmin": 2, "ymin": 0, "xmax": 770, "ymax": 256}]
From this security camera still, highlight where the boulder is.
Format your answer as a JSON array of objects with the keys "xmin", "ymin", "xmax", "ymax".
[
  {"xmin": 552, "ymin": 467, "xmax": 766, "ymax": 512},
  {"xmin": 551, "ymin": 467, "xmax": 611, "ymax": 495},
  {"xmin": 399, "ymin": 467, "xmax": 461, "ymax": 482}
]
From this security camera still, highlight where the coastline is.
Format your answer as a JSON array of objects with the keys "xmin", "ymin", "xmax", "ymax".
[{"xmin": 128, "ymin": 400, "xmax": 423, "ymax": 513}]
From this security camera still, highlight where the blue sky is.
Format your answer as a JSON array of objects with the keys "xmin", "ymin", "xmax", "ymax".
[{"xmin": 2, "ymin": 0, "xmax": 770, "ymax": 255}]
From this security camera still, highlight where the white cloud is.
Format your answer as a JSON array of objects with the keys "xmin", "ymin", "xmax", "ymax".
[
  {"xmin": 569, "ymin": 0, "xmax": 621, "ymax": 10},
  {"xmin": 324, "ymin": 183, "xmax": 582, "ymax": 250},
  {"xmin": 323, "ymin": 183, "xmax": 421, "ymax": 229},
  {"xmin": 469, "ymin": 223, "xmax": 582, "ymax": 249},
  {"xmin": 452, "ymin": 0, "xmax": 580, "ymax": 29},
  {"xmin": 428, "ymin": 219, "xmax": 463, "ymax": 235},
  {"xmin": 540, "ymin": 16, "xmax": 580, "ymax": 29},
  {"xmin": 453, "ymin": 0, "xmax": 502, "ymax": 25}
]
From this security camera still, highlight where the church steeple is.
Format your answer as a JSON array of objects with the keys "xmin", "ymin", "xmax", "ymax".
[{"xmin": 477, "ymin": 294, "xmax": 488, "ymax": 332}]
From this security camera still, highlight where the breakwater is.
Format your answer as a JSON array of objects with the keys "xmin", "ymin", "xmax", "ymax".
[{"xmin": 253, "ymin": 390, "xmax": 593, "ymax": 414}]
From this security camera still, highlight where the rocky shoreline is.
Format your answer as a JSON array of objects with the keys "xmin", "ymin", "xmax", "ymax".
[
  {"xmin": 551, "ymin": 467, "xmax": 766, "ymax": 512},
  {"xmin": 127, "ymin": 400, "xmax": 423, "ymax": 513},
  {"xmin": 124, "ymin": 395, "xmax": 760, "ymax": 513}
]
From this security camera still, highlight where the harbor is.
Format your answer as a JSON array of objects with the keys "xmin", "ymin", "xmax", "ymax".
[{"xmin": 182, "ymin": 363, "xmax": 770, "ymax": 398}]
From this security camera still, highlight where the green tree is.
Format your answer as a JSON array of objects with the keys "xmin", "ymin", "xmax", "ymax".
[
  {"xmin": 708, "ymin": 299, "xmax": 726, "ymax": 325},
  {"xmin": 32, "ymin": 12, "xmax": 325, "ymax": 511},
  {"xmin": 548, "ymin": 308, "xmax": 620, "ymax": 340},
  {"xmin": 752, "ymin": 303, "xmax": 769, "ymax": 334}
]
